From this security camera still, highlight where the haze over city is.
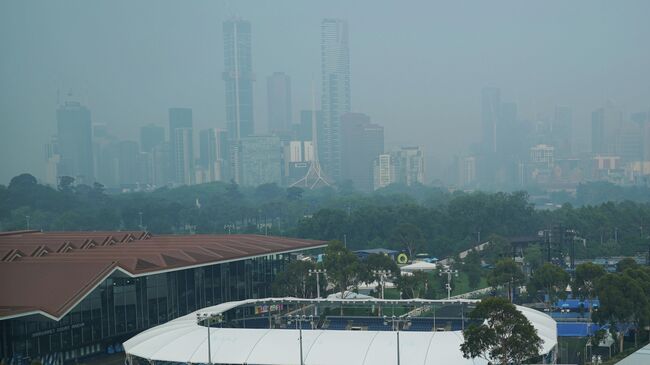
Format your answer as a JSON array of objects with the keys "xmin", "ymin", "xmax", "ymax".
[{"xmin": 1, "ymin": 0, "xmax": 649, "ymax": 188}]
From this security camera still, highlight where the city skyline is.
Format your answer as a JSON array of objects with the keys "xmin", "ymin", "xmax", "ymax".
[{"xmin": 1, "ymin": 1, "xmax": 650, "ymax": 186}]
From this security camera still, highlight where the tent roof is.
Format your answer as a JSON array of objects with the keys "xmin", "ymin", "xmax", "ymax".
[{"xmin": 124, "ymin": 297, "xmax": 558, "ymax": 365}]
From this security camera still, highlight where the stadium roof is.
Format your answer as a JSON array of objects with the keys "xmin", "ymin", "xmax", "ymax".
[
  {"xmin": 0, "ymin": 231, "xmax": 325, "ymax": 320},
  {"xmin": 124, "ymin": 297, "xmax": 558, "ymax": 365}
]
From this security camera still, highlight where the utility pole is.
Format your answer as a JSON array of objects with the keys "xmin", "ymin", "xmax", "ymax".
[
  {"xmin": 439, "ymin": 267, "xmax": 459, "ymax": 300},
  {"xmin": 25, "ymin": 215, "xmax": 30, "ymax": 230},
  {"xmin": 138, "ymin": 212, "xmax": 143, "ymax": 230},
  {"xmin": 308, "ymin": 269, "xmax": 326, "ymax": 316},
  {"xmin": 383, "ymin": 315, "xmax": 411, "ymax": 365},
  {"xmin": 196, "ymin": 313, "xmax": 223, "ymax": 365},
  {"xmin": 372, "ymin": 270, "xmax": 391, "ymax": 316},
  {"xmin": 286, "ymin": 315, "xmax": 314, "ymax": 365}
]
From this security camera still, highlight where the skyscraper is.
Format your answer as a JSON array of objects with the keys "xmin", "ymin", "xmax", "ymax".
[
  {"xmin": 241, "ymin": 135, "xmax": 282, "ymax": 187},
  {"xmin": 552, "ymin": 106, "xmax": 572, "ymax": 158},
  {"xmin": 267, "ymin": 72, "xmax": 292, "ymax": 134},
  {"xmin": 56, "ymin": 101, "xmax": 94, "ymax": 184},
  {"xmin": 169, "ymin": 108, "xmax": 194, "ymax": 185},
  {"xmin": 140, "ymin": 124, "xmax": 165, "ymax": 153},
  {"xmin": 321, "ymin": 18, "xmax": 351, "ymax": 181},
  {"xmin": 199, "ymin": 128, "xmax": 228, "ymax": 182},
  {"xmin": 591, "ymin": 105, "xmax": 622, "ymax": 155},
  {"xmin": 481, "ymin": 87, "xmax": 501, "ymax": 154},
  {"xmin": 223, "ymin": 18, "xmax": 254, "ymax": 141},
  {"xmin": 340, "ymin": 112, "xmax": 384, "ymax": 191}
]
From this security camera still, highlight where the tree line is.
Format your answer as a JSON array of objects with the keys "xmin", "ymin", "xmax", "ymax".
[{"xmin": 1, "ymin": 173, "xmax": 649, "ymax": 260}]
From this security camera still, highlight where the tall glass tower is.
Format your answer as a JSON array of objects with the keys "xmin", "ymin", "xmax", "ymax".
[
  {"xmin": 223, "ymin": 18, "xmax": 254, "ymax": 141},
  {"xmin": 321, "ymin": 18, "xmax": 351, "ymax": 182}
]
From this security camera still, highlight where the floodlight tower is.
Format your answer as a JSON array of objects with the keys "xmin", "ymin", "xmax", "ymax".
[{"xmin": 439, "ymin": 267, "xmax": 459, "ymax": 300}]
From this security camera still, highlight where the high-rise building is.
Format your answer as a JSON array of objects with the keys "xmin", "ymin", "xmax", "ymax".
[
  {"xmin": 295, "ymin": 110, "xmax": 322, "ymax": 142},
  {"xmin": 397, "ymin": 146, "xmax": 425, "ymax": 186},
  {"xmin": 56, "ymin": 102, "xmax": 94, "ymax": 184},
  {"xmin": 340, "ymin": 113, "xmax": 384, "ymax": 191},
  {"xmin": 117, "ymin": 141, "xmax": 140, "ymax": 187},
  {"xmin": 591, "ymin": 105, "xmax": 623, "ymax": 154},
  {"xmin": 169, "ymin": 108, "xmax": 194, "ymax": 185},
  {"xmin": 267, "ymin": 72, "xmax": 292, "ymax": 134},
  {"xmin": 458, "ymin": 156, "xmax": 477, "ymax": 188},
  {"xmin": 481, "ymin": 87, "xmax": 501, "ymax": 155},
  {"xmin": 140, "ymin": 124, "xmax": 165, "ymax": 153},
  {"xmin": 199, "ymin": 128, "xmax": 228, "ymax": 182},
  {"xmin": 373, "ymin": 154, "xmax": 393, "ymax": 190},
  {"xmin": 223, "ymin": 18, "xmax": 254, "ymax": 141},
  {"xmin": 151, "ymin": 142, "xmax": 172, "ymax": 187},
  {"xmin": 241, "ymin": 135, "xmax": 282, "ymax": 187},
  {"xmin": 552, "ymin": 106, "xmax": 572, "ymax": 158},
  {"xmin": 321, "ymin": 18, "xmax": 351, "ymax": 182},
  {"xmin": 373, "ymin": 147, "xmax": 425, "ymax": 190}
]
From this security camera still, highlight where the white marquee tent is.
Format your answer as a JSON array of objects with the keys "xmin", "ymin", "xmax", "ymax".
[{"xmin": 124, "ymin": 297, "xmax": 557, "ymax": 365}]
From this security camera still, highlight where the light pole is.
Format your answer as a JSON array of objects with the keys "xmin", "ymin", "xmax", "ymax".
[
  {"xmin": 223, "ymin": 223, "xmax": 235, "ymax": 234},
  {"xmin": 25, "ymin": 215, "xmax": 30, "ymax": 230},
  {"xmin": 592, "ymin": 355, "xmax": 602, "ymax": 364},
  {"xmin": 383, "ymin": 315, "xmax": 411, "ymax": 365},
  {"xmin": 371, "ymin": 270, "xmax": 392, "ymax": 300},
  {"xmin": 287, "ymin": 314, "xmax": 314, "ymax": 365},
  {"xmin": 308, "ymin": 269, "xmax": 326, "ymax": 316},
  {"xmin": 196, "ymin": 312, "xmax": 223, "ymax": 365},
  {"xmin": 439, "ymin": 267, "xmax": 459, "ymax": 300}
]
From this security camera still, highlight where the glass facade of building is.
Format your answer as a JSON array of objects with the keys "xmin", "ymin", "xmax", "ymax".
[{"xmin": 0, "ymin": 254, "xmax": 291, "ymax": 363}]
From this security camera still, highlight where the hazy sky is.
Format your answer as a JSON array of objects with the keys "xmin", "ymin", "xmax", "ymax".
[{"xmin": 1, "ymin": 0, "xmax": 649, "ymax": 184}]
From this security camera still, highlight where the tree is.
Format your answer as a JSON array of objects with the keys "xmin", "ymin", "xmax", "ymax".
[
  {"xmin": 460, "ymin": 297, "xmax": 542, "ymax": 364},
  {"xmin": 389, "ymin": 223, "xmax": 424, "ymax": 259},
  {"xmin": 286, "ymin": 186, "xmax": 304, "ymax": 201},
  {"xmin": 528, "ymin": 263, "xmax": 570, "ymax": 309},
  {"xmin": 487, "ymin": 259, "xmax": 525, "ymax": 302},
  {"xmin": 323, "ymin": 241, "xmax": 361, "ymax": 296},
  {"xmin": 272, "ymin": 260, "xmax": 324, "ymax": 298},
  {"xmin": 574, "ymin": 263, "xmax": 606, "ymax": 306},
  {"xmin": 463, "ymin": 249, "xmax": 483, "ymax": 289},
  {"xmin": 359, "ymin": 253, "xmax": 399, "ymax": 285},
  {"xmin": 58, "ymin": 176, "xmax": 75, "ymax": 193},
  {"xmin": 8, "ymin": 173, "xmax": 37, "ymax": 190},
  {"xmin": 616, "ymin": 257, "xmax": 638, "ymax": 273},
  {"xmin": 593, "ymin": 272, "xmax": 649, "ymax": 352},
  {"xmin": 395, "ymin": 271, "xmax": 429, "ymax": 299}
]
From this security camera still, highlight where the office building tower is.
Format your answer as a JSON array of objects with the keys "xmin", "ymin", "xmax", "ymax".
[
  {"xmin": 481, "ymin": 87, "xmax": 501, "ymax": 154},
  {"xmin": 169, "ymin": 108, "xmax": 194, "ymax": 185},
  {"xmin": 373, "ymin": 154, "xmax": 393, "ymax": 190},
  {"xmin": 223, "ymin": 18, "xmax": 254, "ymax": 141},
  {"xmin": 340, "ymin": 113, "xmax": 384, "ymax": 191},
  {"xmin": 321, "ymin": 18, "xmax": 351, "ymax": 181},
  {"xmin": 44, "ymin": 136, "xmax": 60, "ymax": 186},
  {"xmin": 458, "ymin": 156, "xmax": 477, "ymax": 188},
  {"xmin": 591, "ymin": 105, "xmax": 623, "ymax": 155},
  {"xmin": 241, "ymin": 135, "xmax": 282, "ymax": 186},
  {"xmin": 140, "ymin": 124, "xmax": 165, "ymax": 153},
  {"xmin": 118, "ymin": 141, "xmax": 140, "ymax": 187},
  {"xmin": 56, "ymin": 102, "xmax": 94, "ymax": 184},
  {"xmin": 397, "ymin": 146, "xmax": 425, "ymax": 186},
  {"xmin": 152, "ymin": 142, "xmax": 172, "ymax": 187},
  {"xmin": 267, "ymin": 72, "xmax": 292, "ymax": 134},
  {"xmin": 552, "ymin": 106, "xmax": 572, "ymax": 158},
  {"xmin": 199, "ymin": 128, "xmax": 228, "ymax": 182}
]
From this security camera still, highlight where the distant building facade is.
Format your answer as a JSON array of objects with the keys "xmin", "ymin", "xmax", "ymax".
[
  {"xmin": 320, "ymin": 18, "xmax": 351, "ymax": 182},
  {"xmin": 168, "ymin": 108, "xmax": 194, "ymax": 185},
  {"xmin": 340, "ymin": 113, "xmax": 384, "ymax": 191},
  {"xmin": 56, "ymin": 102, "xmax": 94, "ymax": 184},
  {"xmin": 267, "ymin": 72, "xmax": 292, "ymax": 134},
  {"xmin": 223, "ymin": 18, "xmax": 254, "ymax": 141},
  {"xmin": 241, "ymin": 135, "xmax": 282, "ymax": 186}
]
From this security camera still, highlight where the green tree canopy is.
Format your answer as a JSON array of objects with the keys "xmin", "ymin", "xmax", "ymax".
[
  {"xmin": 528, "ymin": 263, "xmax": 570, "ymax": 308},
  {"xmin": 460, "ymin": 297, "xmax": 542, "ymax": 364},
  {"xmin": 574, "ymin": 262, "xmax": 606, "ymax": 301},
  {"xmin": 487, "ymin": 259, "xmax": 525, "ymax": 301},
  {"xmin": 323, "ymin": 241, "xmax": 361, "ymax": 295}
]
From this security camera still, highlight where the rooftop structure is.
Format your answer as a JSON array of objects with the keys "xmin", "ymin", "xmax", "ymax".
[
  {"xmin": 0, "ymin": 231, "xmax": 324, "ymax": 364},
  {"xmin": 124, "ymin": 297, "xmax": 558, "ymax": 365}
]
